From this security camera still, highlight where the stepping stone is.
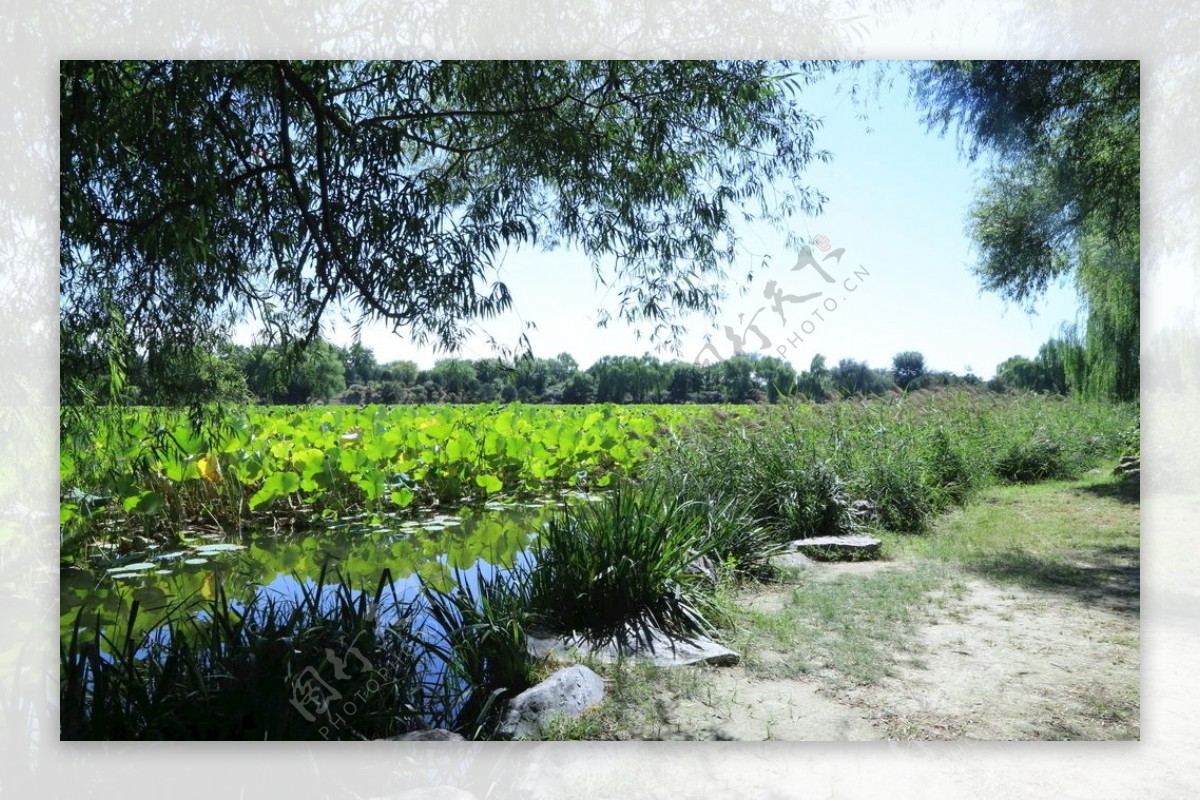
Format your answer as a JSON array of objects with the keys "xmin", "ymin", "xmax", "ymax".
[
  {"xmin": 528, "ymin": 624, "xmax": 740, "ymax": 668},
  {"xmin": 789, "ymin": 534, "xmax": 882, "ymax": 561}
]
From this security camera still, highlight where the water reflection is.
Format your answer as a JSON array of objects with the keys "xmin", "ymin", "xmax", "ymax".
[{"xmin": 61, "ymin": 499, "xmax": 566, "ymax": 644}]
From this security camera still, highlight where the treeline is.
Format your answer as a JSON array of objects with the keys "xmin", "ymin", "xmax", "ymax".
[{"xmin": 105, "ymin": 339, "xmax": 1077, "ymax": 406}]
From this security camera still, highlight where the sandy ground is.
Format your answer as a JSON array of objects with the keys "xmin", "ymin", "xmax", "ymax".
[{"xmin": 640, "ymin": 560, "xmax": 1139, "ymax": 741}]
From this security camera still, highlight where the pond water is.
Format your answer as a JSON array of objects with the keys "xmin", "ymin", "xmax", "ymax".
[{"xmin": 60, "ymin": 497, "xmax": 581, "ymax": 646}]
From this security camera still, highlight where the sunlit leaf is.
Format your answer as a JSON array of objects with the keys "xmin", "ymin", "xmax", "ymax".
[{"xmin": 197, "ymin": 453, "xmax": 222, "ymax": 482}]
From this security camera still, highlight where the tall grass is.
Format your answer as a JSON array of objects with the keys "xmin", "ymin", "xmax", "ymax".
[
  {"xmin": 61, "ymin": 564, "xmax": 539, "ymax": 740},
  {"xmin": 419, "ymin": 568, "xmax": 536, "ymax": 738},
  {"xmin": 527, "ymin": 482, "xmax": 724, "ymax": 641},
  {"xmin": 648, "ymin": 390, "xmax": 1137, "ymax": 539}
]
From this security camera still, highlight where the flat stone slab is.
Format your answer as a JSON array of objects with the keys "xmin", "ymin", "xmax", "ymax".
[
  {"xmin": 790, "ymin": 534, "xmax": 882, "ymax": 561},
  {"xmin": 528, "ymin": 624, "xmax": 740, "ymax": 668}
]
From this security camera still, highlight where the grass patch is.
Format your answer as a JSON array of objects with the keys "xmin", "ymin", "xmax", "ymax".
[
  {"xmin": 419, "ymin": 568, "xmax": 538, "ymax": 738},
  {"xmin": 888, "ymin": 471, "xmax": 1139, "ymax": 609},
  {"xmin": 729, "ymin": 565, "xmax": 948, "ymax": 688},
  {"xmin": 647, "ymin": 392, "xmax": 1138, "ymax": 542},
  {"xmin": 537, "ymin": 656, "xmax": 719, "ymax": 741}
]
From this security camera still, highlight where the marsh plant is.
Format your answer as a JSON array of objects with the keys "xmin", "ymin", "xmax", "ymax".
[
  {"xmin": 418, "ymin": 568, "xmax": 536, "ymax": 738},
  {"xmin": 645, "ymin": 391, "xmax": 1137, "ymax": 538},
  {"xmin": 61, "ymin": 563, "xmax": 543, "ymax": 741},
  {"xmin": 527, "ymin": 481, "xmax": 725, "ymax": 641},
  {"xmin": 61, "ymin": 566, "xmax": 431, "ymax": 740}
]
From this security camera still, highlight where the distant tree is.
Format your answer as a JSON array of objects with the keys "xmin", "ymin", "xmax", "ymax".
[
  {"xmin": 667, "ymin": 362, "xmax": 704, "ymax": 403},
  {"xmin": 830, "ymin": 358, "xmax": 893, "ymax": 397},
  {"xmin": 130, "ymin": 340, "xmax": 251, "ymax": 405},
  {"xmin": 794, "ymin": 353, "xmax": 831, "ymax": 401},
  {"xmin": 429, "ymin": 358, "xmax": 479, "ymax": 398},
  {"xmin": 1034, "ymin": 337, "xmax": 1077, "ymax": 394},
  {"xmin": 891, "ymin": 350, "xmax": 927, "ymax": 390},
  {"xmin": 245, "ymin": 338, "xmax": 346, "ymax": 403},
  {"xmin": 721, "ymin": 356, "xmax": 756, "ymax": 403},
  {"xmin": 475, "ymin": 378, "xmax": 504, "ymax": 403},
  {"xmin": 343, "ymin": 342, "xmax": 380, "ymax": 385},
  {"xmin": 587, "ymin": 355, "xmax": 628, "ymax": 403},
  {"xmin": 376, "ymin": 381, "xmax": 404, "ymax": 404},
  {"xmin": 561, "ymin": 372, "xmax": 597, "ymax": 404},
  {"xmin": 472, "ymin": 358, "xmax": 509, "ymax": 387},
  {"xmin": 995, "ymin": 355, "xmax": 1042, "ymax": 392},
  {"xmin": 754, "ymin": 355, "xmax": 797, "ymax": 402},
  {"xmin": 513, "ymin": 357, "xmax": 551, "ymax": 402},
  {"xmin": 547, "ymin": 353, "xmax": 580, "ymax": 384},
  {"xmin": 380, "ymin": 359, "xmax": 420, "ymax": 386}
]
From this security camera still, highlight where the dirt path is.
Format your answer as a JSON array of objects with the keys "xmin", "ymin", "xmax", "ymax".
[
  {"xmin": 632, "ymin": 561, "xmax": 1138, "ymax": 741},
  {"xmin": 841, "ymin": 571, "xmax": 1139, "ymax": 740}
]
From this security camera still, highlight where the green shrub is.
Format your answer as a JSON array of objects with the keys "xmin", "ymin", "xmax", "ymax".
[
  {"xmin": 922, "ymin": 428, "xmax": 978, "ymax": 507},
  {"xmin": 770, "ymin": 457, "xmax": 858, "ymax": 539},
  {"xmin": 691, "ymin": 492, "xmax": 787, "ymax": 578},
  {"xmin": 993, "ymin": 430, "xmax": 1076, "ymax": 483},
  {"xmin": 528, "ymin": 481, "xmax": 720, "ymax": 640},
  {"xmin": 858, "ymin": 460, "xmax": 934, "ymax": 533}
]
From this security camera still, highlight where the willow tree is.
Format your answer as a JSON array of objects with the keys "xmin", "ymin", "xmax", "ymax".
[
  {"xmin": 913, "ymin": 60, "xmax": 1139, "ymax": 401},
  {"xmin": 60, "ymin": 60, "xmax": 835, "ymax": 406}
]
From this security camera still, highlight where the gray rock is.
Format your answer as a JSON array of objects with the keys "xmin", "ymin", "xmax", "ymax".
[
  {"xmin": 499, "ymin": 665, "xmax": 606, "ymax": 739},
  {"xmin": 527, "ymin": 624, "xmax": 740, "ymax": 668},
  {"xmin": 388, "ymin": 728, "xmax": 465, "ymax": 741},
  {"xmin": 790, "ymin": 534, "xmax": 882, "ymax": 561},
  {"xmin": 849, "ymin": 499, "xmax": 878, "ymax": 521},
  {"xmin": 685, "ymin": 554, "xmax": 719, "ymax": 582},
  {"xmin": 771, "ymin": 551, "xmax": 814, "ymax": 570},
  {"xmin": 1114, "ymin": 455, "xmax": 1140, "ymax": 476}
]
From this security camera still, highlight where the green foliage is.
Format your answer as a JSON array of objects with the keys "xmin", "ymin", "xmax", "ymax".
[
  {"xmin": 529, "ymin": 482, "xmax": 721, "ymax": 640},
  {"xmin": 429, "ymin": 359, "xmax": 480, "ymax": 399},
  {"xmin": 59, "ymin": 402, "xmax": 671, "ymax": 553},
  {"xmin": 891, "ymin": 351, "xmax": 927, "ymax": 390},
  {"xmin": 243, "ymin": 338, "xmax": 347, "ymax": 403},
  {"xmin": 561, "ymin": 372, "xmax": 597, "ymax": 404},
  {"xmin": 644, "ymin": 391, "xmax": 1136, "ymax": 538},
  {"xmin": 646, "ymin": 415, "xmax": 858, "ymax": 542},
  {"xmin": 830, "ymin": 358, "xmax": 894, "ymax": 397},
  {"xmin": 342, "ymin": 343, "xmax": 380, "ymax": 385},
  {"xmin": 419, "ymin": 569, "xmax": 536, "ymax": 738},
  {"xmin": 858, "ymin": 461, "xmax": 933, "ymax": 533},
  {"xmin": 794, "ymin": 353, "xmax": 832, "ymax": 401},
  {"xmin": 61, "ymin": 60, "xmax": 837, "ymax": 408},
  {"xmin": 913, "ymin": 60, "xmax": 1139, "ymax": 401},
  {"xmin": 922, "ymin": 428, "xmax": 978, "ymax": 506},
  {"xmin": 993, "ymin": 433, "xmax": 1074, "ymax": 483}
]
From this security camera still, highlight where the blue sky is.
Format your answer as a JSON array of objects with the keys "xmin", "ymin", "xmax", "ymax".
[{"xmin": 314, "ymin": 63, "xmax": 1082, "ymax": 378}]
